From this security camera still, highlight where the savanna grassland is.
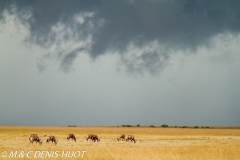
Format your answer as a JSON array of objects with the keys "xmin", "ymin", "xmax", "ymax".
[{"xmin": 0, "ymin": 126, "xmax": 240, "ymax": 160}]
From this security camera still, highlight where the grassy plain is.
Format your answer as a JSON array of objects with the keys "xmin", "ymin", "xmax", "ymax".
[{"xmin": 0, "ymin": 126, "xmax": 240, "ymax": 160}]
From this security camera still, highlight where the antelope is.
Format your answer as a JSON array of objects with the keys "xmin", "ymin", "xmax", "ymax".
[
  {"xmin": 67, "ymin": 134, "xmax": 76, "ymax": 142},
  {"xmin": 29, "ymin": 134, "xmax": 42, "ymax": 145},
  {"xmin": 86, "ymin": 134, "xmax": 100, "ymax": 142},
  {"xmin": 46, "ymin": 135, "xmax": 58, "ymax": 144}
]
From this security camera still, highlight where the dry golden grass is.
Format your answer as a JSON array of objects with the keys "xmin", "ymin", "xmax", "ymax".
[{"xmin": 0, "ymin": 126, "xmax": 240, "ymax": 160}]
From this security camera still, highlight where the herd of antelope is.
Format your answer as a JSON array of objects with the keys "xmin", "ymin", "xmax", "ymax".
[{"xmin": 29, "ymin": 133, "xmax": 136, "ymax": 145}]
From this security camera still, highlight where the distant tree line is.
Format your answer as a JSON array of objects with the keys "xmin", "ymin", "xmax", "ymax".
[
  {"xmin": 68, "ymin": 125, "xmax": 76, "ymax": 127},
  {"xmin": 121, "ymin": 124, "xmax": 141, "ymax": 127},
  {"xmin": 118, "ymin": 124, "xmax": 213, "ymax": 129}
]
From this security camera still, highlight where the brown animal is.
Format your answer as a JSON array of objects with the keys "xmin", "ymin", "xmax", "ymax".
[
  {"xmin": 67, "ymin": 134, "xmax": 76, "ymax": 142},
  {"xmin": 86, "ymin": 134, "xmax": 100, "ymax": 142},
  {"xmin": 126, "ymin": 135, "xmax": 136, "ymax": 143},
  {"xmin": 86, "ymin": 134, "xmax": 94, "ymax": 141},
  {"xmin": 46, "ymin": 135, "xmax": 58, "ymax": 144},
  {"xmin": 92, "ymin": 135, "xmax": 100, "ymax": 142},
  {"xmin": 29, "ymin": 134, "xmax": 42, "ymax": 145},
  {"xmin": 117, "ymin": 134, "xmax": 125, "ymax": 141}
]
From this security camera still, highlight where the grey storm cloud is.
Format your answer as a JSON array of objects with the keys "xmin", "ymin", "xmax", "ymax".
[{"xmin": 1, "ymin": 0, "xmax": 240, "ymax": 73}]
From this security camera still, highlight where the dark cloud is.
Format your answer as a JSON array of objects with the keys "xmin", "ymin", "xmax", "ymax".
[
  {"xmin": 1, "ymin": 0, "xmax": 240, "ymax": 73},
  {"xmin": 60, "ymin": 48, "xmax": 85, "ymax": 72}
]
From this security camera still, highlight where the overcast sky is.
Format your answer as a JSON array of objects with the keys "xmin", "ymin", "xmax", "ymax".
[{"xmin": 0, "ymin": 0, "xmax": 240, "ymax": 126}]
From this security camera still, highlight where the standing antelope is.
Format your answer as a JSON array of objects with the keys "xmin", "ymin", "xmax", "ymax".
[
  {"xmin": 67, "ymin": 134, "xmax": 76, "ymax": 142},
  {"xmin": 86, "ymin": 134, "xmax": 100, "ymax": 142},
  {"xmin": 46, "ymin": 135, "xmax": 58, "ymax": 144},
  {"xmin": 29, "ymin": 134, "xmax": 42, "ymax": 145}
]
